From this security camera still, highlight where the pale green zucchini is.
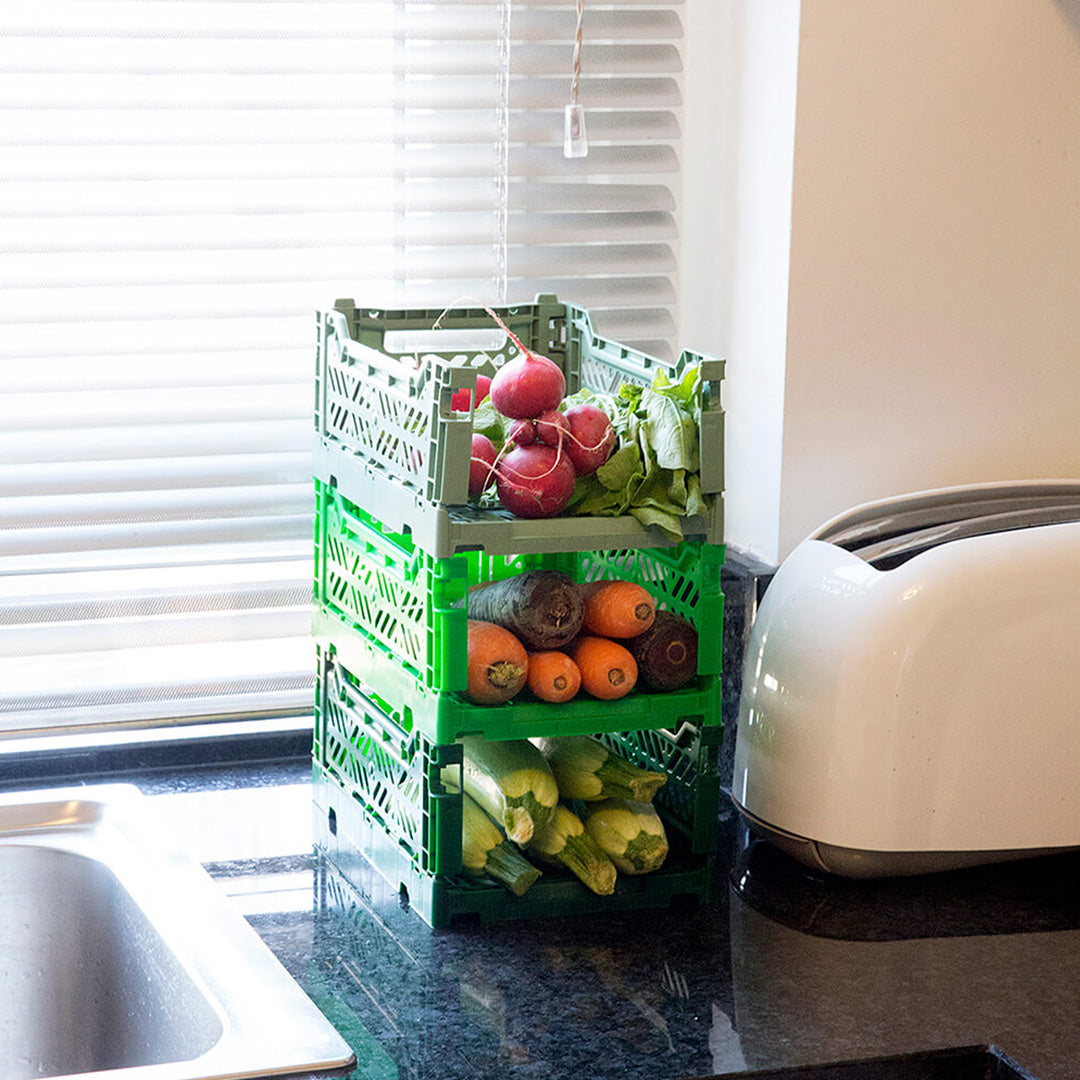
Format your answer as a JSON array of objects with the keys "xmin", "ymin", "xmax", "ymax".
[
  {"xmin": 459, "ymin": 736, "xmax": 559, "ymax": 845},
  {"xmin": 583, "ymin": 797, "xmax": 669, "ymax": 875},
  {"xmin": 527, "ymin": 803, "xmax": 617, "ymax": 895},
  {"xmin": 459, "ymin": 791, "xmax": 542, "ymax": 896},
  {"xmin": 531, "ymin": 735, "xmax": 667, "ymax": 802}
]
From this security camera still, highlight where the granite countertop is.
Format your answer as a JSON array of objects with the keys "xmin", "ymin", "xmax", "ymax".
[{"xmin": 40, "ymin": 759, "xmax": 1080, "ymax": 1080}]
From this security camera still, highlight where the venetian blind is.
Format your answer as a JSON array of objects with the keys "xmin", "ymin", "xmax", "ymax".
[{"xmin": 0, "ymin": 0, "xmax": 684, "ymax": 737}]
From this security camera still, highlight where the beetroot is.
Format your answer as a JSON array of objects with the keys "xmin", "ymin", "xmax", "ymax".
[
  {"xmin": 451, "ymin": 373, "xmax": 492, "ymax": 413},
  {"xmin": 562, "ymin": 403, "xmax": 616, "ymax": 476},
  {"xmin": 535, "ymin": 409, "xmax": 570, "ymax": 449},
  {"xmin": 469, "ymin": 433, "xmax": 499, "ymax": 496},
  {"xmin": 509, "ymin": 418, "xmax": 536, "ymax": 446},
  {"xmin": 489, "ymin": 351, "xmax": 565, "ymax": 420},
  {"xmin": 495, "ymin": 444, "xmax": 577, "ymax": 519}
]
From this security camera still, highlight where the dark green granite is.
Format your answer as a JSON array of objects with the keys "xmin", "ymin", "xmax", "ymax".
[{"xmin": 37, "ymin": 760, "xmax": 1074, "ymax": 1080}]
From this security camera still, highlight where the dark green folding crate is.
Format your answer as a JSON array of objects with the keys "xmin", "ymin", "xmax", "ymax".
[{"xmin": 312, "ymin": 642, "xmax": 723, "ymax": 929}]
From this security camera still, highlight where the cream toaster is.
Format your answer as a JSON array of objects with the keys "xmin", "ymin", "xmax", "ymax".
[{"xmin": 732, "ymin": 480, "xmax": 1080, "ymax": 877}]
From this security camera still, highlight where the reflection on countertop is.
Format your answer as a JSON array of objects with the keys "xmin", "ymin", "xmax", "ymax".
[{"xmin": 30, "ymin": 763, "xmax": 1080, "ymax": 1080}]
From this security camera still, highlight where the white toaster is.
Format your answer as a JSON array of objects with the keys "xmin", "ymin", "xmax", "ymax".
[{"xmin": 731, "ymin": 480, "xmax": 1080, "ymax": 877}]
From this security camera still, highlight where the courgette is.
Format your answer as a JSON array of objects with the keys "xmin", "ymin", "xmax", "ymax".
[
  {"xmin": 583, "ymin": 797, "xmax": 669, "ymax": 875},
  {"xmin": 459, "ymin": 791, "xmax": 542, "ymax": 895},
  {"xmin": 527, "ymin": 803, "xmax": 617, "ymax": 895},
  {"xmin": 459, "ymin": 736, "xmax": 559, "ymax": 845},
  {"xmin": 531, "ymin": 735, "xmax": 667, "ymax": 802}
]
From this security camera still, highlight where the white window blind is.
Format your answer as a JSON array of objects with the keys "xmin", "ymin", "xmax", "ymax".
[{"xmin": 0, "ymin": 0, "xmax": 685, "ymax": 738}]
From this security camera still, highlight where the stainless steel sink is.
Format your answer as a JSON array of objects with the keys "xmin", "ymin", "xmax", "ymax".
[{"xmin": 0, "ymin": 785, "xmax": 356, "ymax": 1080}]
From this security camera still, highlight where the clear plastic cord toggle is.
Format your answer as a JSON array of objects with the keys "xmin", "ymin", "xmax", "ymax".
[{"xmin": 564, "ymin": 102, "xmax": 588, "ymax": 159}]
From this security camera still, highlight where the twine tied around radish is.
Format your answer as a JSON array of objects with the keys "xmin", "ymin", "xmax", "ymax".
[{"xmin": 433, "ymin": 297, "xmax": 618, "ymax": 516}]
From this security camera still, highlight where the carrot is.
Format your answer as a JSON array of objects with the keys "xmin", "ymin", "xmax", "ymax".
[
  {"xmin": 569, "ymin": 636, "xmax": 638, "ymax": 700},
  {"xmin": 466, "ymin": 570, "xmax": 584, "ymax": 649},
  {"xmin": 579, "ymin": 580, "xmax": 656, "ymax": 639},
  {"xmin": 466, "ymin": 620, "xmax": 528, "ymax": 704},
  {"xmin": 526, "ymin": 651, "xmax": 582, "ymax": 703}
]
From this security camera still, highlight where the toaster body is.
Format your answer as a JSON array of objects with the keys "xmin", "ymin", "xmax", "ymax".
[{"xmin": 732, "ymin": 481, "xmax": 1080, "ymax": 876}]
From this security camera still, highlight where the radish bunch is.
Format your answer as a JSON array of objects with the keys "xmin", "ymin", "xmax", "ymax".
[{"xmin": 460, "ymin": 308, "xmax": 616, "ymax": 519}]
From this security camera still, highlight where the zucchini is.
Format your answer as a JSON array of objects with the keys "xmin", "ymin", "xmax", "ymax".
[
  {"xmin": 459, "ymin": 736, "xmax": 559, "ymax": 845},
  {"xmin": 527, "ymin": 803, "xmax": 617, "ymax": 895},
  {"xmin": 531, "ymin": 735, "xmax": 667, "ymax": 802},
  {"xmin": 583, "ymin": 798, "xmax": 669, "ymax": 875},
  {"xmin": 459, "ymin": 791, "xmax": 542, "ymax": 896}
]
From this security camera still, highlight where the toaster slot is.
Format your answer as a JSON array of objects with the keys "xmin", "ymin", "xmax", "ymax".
[
  {"xmin": 849, "ymin": 503, "xmax": 1080, "ymax": 569},
  {"xmin": 811, "ymin": 482, "xmax": 1080, "ymax": 553}
]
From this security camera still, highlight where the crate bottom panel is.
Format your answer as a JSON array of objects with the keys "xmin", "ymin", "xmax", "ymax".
[
  {"xmin": 316, "ymin": 623, "xmax": 724, "ymax": 746},
  {"xmin": 313, "ymin": 764, "xmax": 717, "ymax": 930},
  {"xmin": 314, "ymin": 436, "xmax": 723, "ymax": 560}
]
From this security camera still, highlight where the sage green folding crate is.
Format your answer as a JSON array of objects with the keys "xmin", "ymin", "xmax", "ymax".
[{"xmin": 313, "ymin": 293, "xmax": 724, "ymax": 559}]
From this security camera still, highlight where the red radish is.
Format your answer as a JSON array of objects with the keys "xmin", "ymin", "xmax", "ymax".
[
  {"xmin": 451, "ymin": 374, "xmax": 492, "ymax": 412},
  {"xmin": 489, "ymin": 352, "xmax": 565, "ymax": 420},
  {"xmin": 562, "ymin": 403, "xmax": 616, "ymax": 476},
  {"xmin": 535, "ymin": 409, "xmax": 570, "ymax": 448},
  {"xmin": 469, "ymin": 433, "xmax": 498, "ymax": 496},
  {"xmin": 495, "ymin": 444, "xmax": 577, "ymax": 519},
  {"xmin": 509, "ymin": 418, "xmax": 536, "ymax": 446}
]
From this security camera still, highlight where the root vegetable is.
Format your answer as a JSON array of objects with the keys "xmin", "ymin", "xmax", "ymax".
[
  {"xmin": 562, "ymin": 403, "xmax": 616, "ymax": 476},
  {"xmin": 489, "ymin": 352, "xmax": 566, "ymax": 420},
  {"xmin": 466, "ymin": 570, "xmax": 584, "ymax": 650},
  {"xmin": 535, "ymin": 409, "xmax": 570, "ymax": 448},
  {"xmin": 579, "ymin": 580, "xmax": 656, "ymax": 639},
  {"xmin": 466, "ymin": 620, "xmax": 528, "ymax": 704},
  {"xmin": 526, "ymin": 651, "xmax": 582, "ymax": 703},
  {"xmin": 469, "ymin": 434, "xmax": 499, "ymax": 496},
  {"xmin": 570, "ymin": 636, "xmax": 638, "ymax": 700},
  {"xmin": 451, "ymin": 373, "xmax": 492, "ymax": 412},
  {"xmin": 495, "ymin": 444, "xmax": 577, "ymax": 519},
  {"xmin": 509, "ymin": 418, "xmax": 536, "ymax": 446},
  {"xmin": 625, "ymin": 610, "xmax": 699, "ymax": 690}
]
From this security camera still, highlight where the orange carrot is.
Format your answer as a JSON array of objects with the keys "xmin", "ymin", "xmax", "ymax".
[
  {"xmin": 569, "ymin": 636, "xmax": 638, "ymax": 700},
  {"xmin": 466, "ymin": 620, "xmax": 528, "ymax": 704},
  {"xmin": 526, "ymin": 650, "xmax": 582, "ymax": 703},
  {"xmin": 579, "ymin": 580, "xmax": 656, "ymax": 639}
]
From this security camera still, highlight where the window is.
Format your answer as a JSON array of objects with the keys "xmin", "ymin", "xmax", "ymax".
[{"xmin": 0, "ymin": 0, "xmax": 685, "ymax": 738}]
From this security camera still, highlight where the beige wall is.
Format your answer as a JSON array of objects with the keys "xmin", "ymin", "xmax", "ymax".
[{"xmin": 683, "ymin": 0, "xmax": 1080, "ymax": 563}]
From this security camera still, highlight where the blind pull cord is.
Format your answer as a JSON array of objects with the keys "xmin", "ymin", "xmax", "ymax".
[{"xmin": 564, "ymin": 0, "xmax": 588, "ymax": 158}]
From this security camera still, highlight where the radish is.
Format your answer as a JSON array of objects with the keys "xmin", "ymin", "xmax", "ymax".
[
  {"xmin": 451, "ymin": 374, "xmax": 492, "ymax": 413},
  {"xmin": 562, "ymin": 403, "xmax": 616, "ymax": 476},
  {"xmin": 489, "ymin": 352, "xmax": 565, "ymax": 420},
  {"xmin": 434, "ymin": 300, "xmax": 562, "ymax": 419},
  {"xmin": 495, "ymin": 444, "xmax": 577, "ymax": 519},
  {"xmin": 535, "ymin": 409, "xmax": 570, "ymax": 448},
  {"xmin": 469, "ymin": 433, "xmax": 499, "ymax": 496},
  {"xmin": 509, "ymin": 418, "xmax": 536, "ymax": 446}
]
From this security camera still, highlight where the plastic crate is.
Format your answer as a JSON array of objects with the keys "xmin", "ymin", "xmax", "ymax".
[
  {"xmin": 313, "ymin": 480, "xmax": 725, "ymax": 744},
  {"xmin": 312, "ymin": 645, "xmax": 722, "ymax": 929},
  {"xmin": 313, "ymin": 293, "xmax": 724, "ymax": 559}
]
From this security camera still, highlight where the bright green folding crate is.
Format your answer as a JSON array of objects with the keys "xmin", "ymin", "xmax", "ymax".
[{"xmin": 313, "ymin": 480, "xmax": 725, "ymax": 745}]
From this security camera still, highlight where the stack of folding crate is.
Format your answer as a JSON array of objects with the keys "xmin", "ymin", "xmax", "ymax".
[{"xmin": 310, "ymin": 294, "xmax": 726, "ymax": 928}]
